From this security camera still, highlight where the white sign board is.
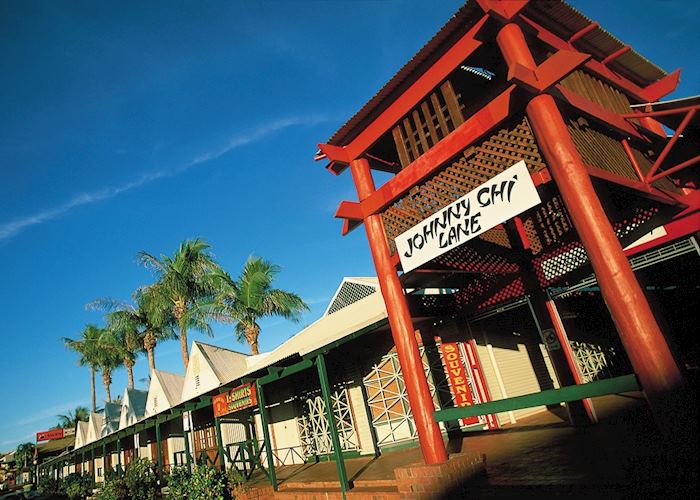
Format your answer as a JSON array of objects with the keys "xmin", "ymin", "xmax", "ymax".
[{"xmin": 395, "ymin": 160, "xmax": 541, "ymax": 273}]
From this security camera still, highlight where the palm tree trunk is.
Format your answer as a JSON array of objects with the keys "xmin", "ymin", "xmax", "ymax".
[
  {"xmin": 125, "ymin": 358, "xmax": 134, "ymax": 389},
  {"xmin": 147, "ymin": 347, "xmax": 156, "ymax": 372},
  {"xmin": 90, "ymin": 366, "xmax": 96, "ymax": 413},
  {"xmin": 102, "ymin": 369, "xmax": 112, "ymax": 402},
  {"xmin": 179, "ymin": 321, "xmax": 189, "ymax": 369},
  {"xmin": 245, "ymin": 325, "xmax": 260, "ymax": 355},
  {"xmin": 144, "ymin": 331, "xmax": 157, "ymax": 372}
]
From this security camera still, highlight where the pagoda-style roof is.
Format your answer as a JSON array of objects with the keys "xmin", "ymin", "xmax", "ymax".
[{"xmin": 327, "ymin": 0, "xmax": 669, "ymax": 149}]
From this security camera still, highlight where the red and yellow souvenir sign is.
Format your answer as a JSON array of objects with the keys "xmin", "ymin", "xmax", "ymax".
[
  {"xmin": 212, "ymin": 382, "xmax": 257, "ymax": 417},
  {"xmin": 439, "ymin": 342, "xmax": 480, "ymax": 426}
]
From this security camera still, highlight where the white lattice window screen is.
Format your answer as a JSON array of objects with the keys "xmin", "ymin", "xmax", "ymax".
[
  {"xmin": 570, "ymin": 341, "xmax": 615, "ymax": 382},
  {"xmin": 363, "ymin": 344, "xmax": 485, "ymax": 445},
  {"xmin": 296, "ymin": 387, "xmax": 357, "ymax": 457},
  {"xmin": 327, "ymin": 282, "xmax": 377, "ymax": 315}
]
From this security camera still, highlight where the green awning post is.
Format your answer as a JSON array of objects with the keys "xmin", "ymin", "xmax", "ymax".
[
  {"xmin": 214, "ymin": 417, "xmax": 225, "ymax": 471},
  {"xmin": 316, "ymin": 353, "xmax": 350, "ymax": 498},
  {"xmin": 256, "ymin": 381, "xmax": 277, "ymax": 490},
  {"xmin": 183, "ymin": 429, "xmax": 192, "ymax": 471},
  {"xmin": 244, "ymin": 413, "xmax": 257, "ymax": 474},
  {"xmin": 116, "ymin": 439, "xmax": 122, "ymax": 472},
  {"xmin": 102, "ymin": 442, "xmax": 107, "ymax": 474},
  {"xmin": 91, "ymin": 446, "xmax": 95, "ymax": 479},
  {"xmin": 134, "ymin": 434, "xmax": 140, "ymax": 459},
  {"xmin": 81, "ymin": 450, "xmax": 85, "ymax": 474},
  {"xmin": 155, "ymin": 421, "xmax": 163, "ymax": 480}
]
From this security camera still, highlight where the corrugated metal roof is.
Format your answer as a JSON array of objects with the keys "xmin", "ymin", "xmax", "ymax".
[
  {"xmin": 87, "ymin": 412, "xmax": 103, "ymax": 442},
  {"xmin": 155, "ymin": 370, "xmax": 185, "ymax": 407},
  {"xmin": 124, "ymin": 388, "xmax": 148, "ymax": 419},
  {"xmin": 195, "ymin": 342, "xmax": 250, "ymax": 385},
  {"xmin": 36, "ymin": 436, "xmax": 75, "ymax": 455},
  {"xmin": 245, "ymin": 288, "xmax": 388, "ymax": 373},
  {"xmin": 327, "ymin": 0, "xmax": 668, "ymax": 148},
  {"xmin": 522, "ymin": 0, "xmax": 666, "ymax": 85},
  {"xmin": 75, "ymin": 421, "xmax": 89, "ymax": 446}
]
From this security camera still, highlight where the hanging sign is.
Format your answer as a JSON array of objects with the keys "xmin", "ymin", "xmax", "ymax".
[
  {"xmin": 36, "ymin": 428, "xmax": 66, "ymax": 442},
  {"xmin": 395, "ymin": 160, "xmax": 541, "ymax": 273},
  {"xmin": 212, "ymin": 382, "xmax": 257, "ymax": 417},
  {"xmin": 439, "ymin": 343, "xmax": 479, "ymax": 426}
]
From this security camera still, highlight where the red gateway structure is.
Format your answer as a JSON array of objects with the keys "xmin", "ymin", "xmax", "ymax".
[{"xmin": 316, "ymin": 0, "xmax": 698, "ymax": 468}]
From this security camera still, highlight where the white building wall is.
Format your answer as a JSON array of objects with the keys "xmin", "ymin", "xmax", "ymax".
[
  {"xmin": 268, "ymin": 402, "xmax": 303, "ymax": 465},
  {"xmin": 475, "ymin": 338, "xmax": 557, "ymax": 422},
  {"xmin": 181, "ymin": 345, "xmax": 222, "ymax": 401},
  {"xmin": 167, "ymin": 436, "xmax": 185, "ymax": 467},
  {"xmin": 347, "ymin": 384, "xmax": 375, "ymax": 455}
]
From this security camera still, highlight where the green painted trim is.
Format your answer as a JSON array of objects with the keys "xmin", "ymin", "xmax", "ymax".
[
  {"xmin": 256, "ymin": 381, "xmax": 277, "ymax": 490},
  {"xmin": 214, "ymin": 417, "xmax": 225, "ymax": 470},
  {"xmin": 155, "ymin": 421, "xmax": 163, "ymax": 478},
  {"xmin": 317, "ymin": 353, "xmax": 349, "ymax": 499},
  {"xmin": 183, "ymin": 429, "xmax": 192, "ymax": 469},
  {"xmin": 258, "ymin": 359, "xmax": 314, "ymax": 386},
  {"xmin": 433, "ymin": 374, "xmax": 640, "ymax": 422}
]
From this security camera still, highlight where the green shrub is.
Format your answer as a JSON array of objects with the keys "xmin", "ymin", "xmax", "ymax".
[
  {"xmin": 166, "ymin": 466, "xmax": 191, "ymax": 498},
  {"xmin": 226, "ymin": 467, "xmax": 250, "ymax": 498},
  {"xmin": 123, "ymin": 458, "xmax": 159, "ymax": 500},
  {"xmin": 95, "ymin": 475, "xmax": 129, "ymax": 500},
  {"xmin": 37, "ymin": 476, "xmax": 61, "ymax": 497},
  {"xmin": 165, "ymin": 464, "xmax": 229, "ymax": 500},
  {"xmin": 59, "ymin": 472, "xmax": 95, "ymax": 500}
]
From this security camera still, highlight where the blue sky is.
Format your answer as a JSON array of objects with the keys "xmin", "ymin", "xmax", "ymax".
[{"xmin": 0, "ymin": 0, "xmax": 697, "ymax": 450}]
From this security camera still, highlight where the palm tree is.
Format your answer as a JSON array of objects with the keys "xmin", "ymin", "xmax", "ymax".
[
  {"xmin": 95, "ymin": 333, "xmax": 123, "ymax": 403},
  {"xmin": 88, "ymin": 287, "xmax": 175, "ymax": 374},
  {"xmin": 14, "ymin": 442, "xmax": 34, "ymax": 471},
  {"xmin": 63, "ymin": 325, "xmax": 102, "ymax": 412},
  {"xmin": 138, "ymin": 238, "xmax": 219, "ymax": 369},
  {"xmin": 57, "ymin": 406, "xmax": 90, "ymax": 429},
  {"xmin": 211, "ymin": 256, "xmax": 308, "ymax": 355},
  {"xmin": 103, "ymin": 311, "xmax": 140, "ymax": 389}
]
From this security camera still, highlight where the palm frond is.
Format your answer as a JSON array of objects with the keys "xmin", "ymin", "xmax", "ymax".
[
  {"xmin": 136, "ymin": 251, "xmax": 165, "ymax": 274},
  {"xmin": 86, "ymin": 297, "xmax": 133, "ymax": 312}
]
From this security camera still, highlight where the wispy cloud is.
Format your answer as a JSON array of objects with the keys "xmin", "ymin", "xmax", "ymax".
[
  {"xmin": 14, "ymin": 400, "xmax": 87, "ymax": 427},
  {"xmin": 304, "ymin": 296, "xmax": 331, "ymax": 305},
  {"xmin": 0, "ymin": 432, "xmax": 35, "ymax": 448},
  {"xmin": 0, "ymin": 113, "xmax": 333, "ymax": 242}
]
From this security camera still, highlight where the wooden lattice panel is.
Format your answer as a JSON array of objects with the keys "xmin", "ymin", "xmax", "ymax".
[
  {"xmin": 383, "ymin": 116, "xmax": 546, "ymax": 251},
  {"xmin": 522, "ymin": 194, "xmax": 573, "ymax": 256},
  {"xmin": 567, "ymin": 116, "xmax": 677, "ymax": 191},
  {"xmin": 392, "ymin": 80, "xmax": 465, "ymax": 168},
  {"xmin": 560, "ymin": 70, "xmax": 633, "ymax": 115}
]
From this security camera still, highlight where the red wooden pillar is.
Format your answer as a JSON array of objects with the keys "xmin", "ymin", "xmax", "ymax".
[
  {"xmin": 526, "ymin": 95, "xmax": 684, "ymax": 422},
  {"xmin": 497, "ymin": 21, "xmax": 685, "ymax": 436},
  {"xmin": 350, "ymin": 157, "xmax": 448, "ymax": 464}
]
